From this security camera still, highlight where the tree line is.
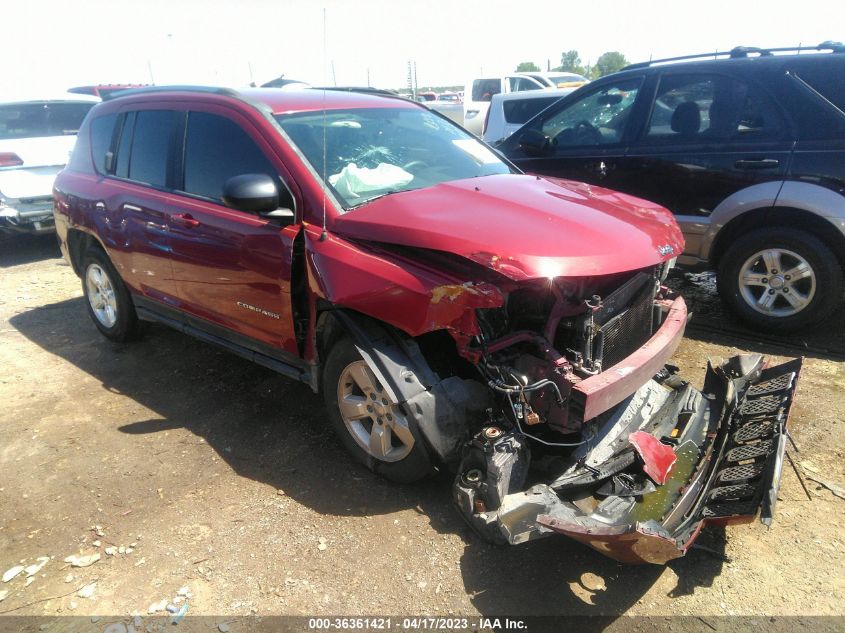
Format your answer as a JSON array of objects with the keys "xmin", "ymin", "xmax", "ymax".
[{"xmin": 515, "ymin": 50, "xmax": 629, "ymax": 79}]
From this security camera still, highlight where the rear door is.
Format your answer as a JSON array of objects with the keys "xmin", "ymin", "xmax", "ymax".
[
  {"xmin": 97, "ymin": 108, "xmax": 180, "ymax": 304},
  {"xmin": 167, "ymin": 107, "xmax": 301, "ymax": 357},
  {"xmin": 620, "ymin": 71, "xmax": 794, "ymax": 259}
]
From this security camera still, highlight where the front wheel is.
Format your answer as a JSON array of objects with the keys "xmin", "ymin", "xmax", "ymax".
[
  {"xmin": 717, "ymin": 227, "xmax": 843, "ymax": 332},
  {"xmin": 322, "ymin": 337, "xmax": 434, "ymax": 483},
  {"xmin": 81, "ymin": 247, "xmax": 142, "ymax": 342}
]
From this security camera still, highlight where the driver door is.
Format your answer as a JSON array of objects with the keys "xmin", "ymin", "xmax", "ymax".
[
  {"xmin": 507, "ymin": 76, "xmax": 647, "ymax": 191},
  {"xmin": 167, "ymin": 108, "xmax": 301, "ymax": 357}
]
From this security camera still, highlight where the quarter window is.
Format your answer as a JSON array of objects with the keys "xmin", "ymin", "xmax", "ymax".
[
  {"xmin": 540, "ymin": 77, "xmax": 642, "ymax": 148},
  {"xmin": 182, "ymin": 112, "xmax": 277, "ymax": 202},
  {"xmin": 90, "ymin": 113, "xmax": 118, "ymax": 175},
  {"xmin": 127, "ymin": 110, "xmax": 178, "ymax": 187}
]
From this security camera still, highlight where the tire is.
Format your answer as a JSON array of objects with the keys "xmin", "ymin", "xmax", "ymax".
[
  {"xmin": 81, "ymin": 247, "xmax": 143, "ymax": 342},
  {"xmin": 717, "ymin": 227, "xmax": 843, "ymax": 332},
  {"xmin": 322, "ymin": 337, "xmax": 434, "ymax": 483}
]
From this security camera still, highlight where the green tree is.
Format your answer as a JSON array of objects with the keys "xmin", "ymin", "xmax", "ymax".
[
  {"xmin": 593, "ymin": 51, "xmax": 629, "ymax": 77},
  {"xmin": 515, "ymin": 61, "xmax": 541, "ymax": 72},
  {"xmin": 554, "ymin": 50, "xmax": 585, "ymax": 74}
]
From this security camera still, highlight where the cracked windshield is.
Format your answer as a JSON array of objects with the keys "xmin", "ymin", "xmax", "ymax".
[{"xmin": 276, "ymin": 107, "xmax": 512, "ymax": 209}]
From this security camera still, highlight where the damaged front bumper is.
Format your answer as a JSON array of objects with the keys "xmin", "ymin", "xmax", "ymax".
[{"xmin": 454, "ymin": 354, "xmax": 801, "ymax": 564}]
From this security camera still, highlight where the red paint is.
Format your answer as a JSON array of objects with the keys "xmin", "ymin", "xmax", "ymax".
[
  {"xmin": 331, "ymin": 174, "xmax": 683, "ymax": 281},
  {"xmin": 629, "ymin": 431, "xmax": 678, "ymax": 485}
]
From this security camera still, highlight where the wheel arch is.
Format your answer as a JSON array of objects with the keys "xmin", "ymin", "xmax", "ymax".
[
  {"xmin": 316, "ymin": 307, "xmax": 470, "ymax": 465},
  {"xmin": 66, "ymin": 228, "xmax": 108, "ymax": 277},
  {"xmin": 709, "ymin": 206, "xmax": 845, "ymax": 272}
]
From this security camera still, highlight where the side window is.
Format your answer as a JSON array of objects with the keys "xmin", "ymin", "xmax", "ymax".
[
  {"xmin": 90, "ymin": 113, "xmax": 118, "ymax": 175},
  {"xmin": 646, "ymin": 74, "xmax": 784, "ymax": 142},
  {"xmin": 127, "ymin": 110, "xmax": 178, "ymax": 187},
  {"xmin": 472, "ymin": 79, "xmax": 500, "ymax": 102},
  {"xmin": 114, "ymin": 112, "xmax": 135, "ymax": 179},
  {"xmin": 541, "ymin": 77, "xmax": 643, "ymax": 148},
  {"xmin": 504, "ymin": 97, "xmax": 560, "ymax": 125},
  {"xmin": 182, "ymin": 112, "xmax": 278, "ymax": 203},
  {"xmin": 647, "ymin": 76, "xmax": 715, "ymax": 138},
  {"xmin": 508, "ymin": 77, "xmax": 541, "ymax": 92}
]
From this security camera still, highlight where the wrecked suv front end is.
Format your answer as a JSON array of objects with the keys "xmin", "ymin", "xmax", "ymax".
[
  {"xmin": 450, "ymin": 270, "xmax": 800, "ymax": 563},
  {"xmin": 274, "ymin": 101, "xmax": 800, "ymax": 564},
  {"xmin": 318, "ymin": 180, "xmax": 800, "ymax": 565}
]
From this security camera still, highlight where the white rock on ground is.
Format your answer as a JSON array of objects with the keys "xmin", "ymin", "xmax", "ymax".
[
  {"xmin": 77, "ymin": 582, "xmax": 97, "ymax": 598},
  {"xmin": 2, "ymin": 566, "xmax": 25, "ymax": 583},
  {"xmin": 64, "ymin": 553, "xmax": 100, "ymax": 568}
]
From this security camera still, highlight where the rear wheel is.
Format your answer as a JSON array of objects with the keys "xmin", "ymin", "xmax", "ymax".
[
  {"xmin": 81, "ymin": 247, "xmax": 142, "ymax": 342},
  {"xmin": 322, "ymin": 337, "xmax": 434, "ymax": 483},
  {"xmin": 717, "ymin": 227, "xmax": 843, "ymax": 331}
]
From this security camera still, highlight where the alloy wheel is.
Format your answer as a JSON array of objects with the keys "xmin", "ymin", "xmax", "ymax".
[{"xmin": 336, "ymin": 361, "xmax": 414, "ymax": 462}]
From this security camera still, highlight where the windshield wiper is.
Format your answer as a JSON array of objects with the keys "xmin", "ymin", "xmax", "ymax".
[{"xmin": 347, "ymin": 190, "xmax": 399, "ymax": 210}]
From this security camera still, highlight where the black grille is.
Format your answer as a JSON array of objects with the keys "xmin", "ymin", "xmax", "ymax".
[{"xmin": 598, "ymin": 285, "xmax": 654, "ymax": 369}]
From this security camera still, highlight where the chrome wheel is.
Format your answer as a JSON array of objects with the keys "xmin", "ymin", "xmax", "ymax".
[
  {"xmin": 86, "ymin": 263, "xmax": 118, "ymax": 328},
  {"xmin": 738, "ymin": 248, "xmax": 816, "ymax": 317},
  {"xmin": 336, "ymin": 361, "xmax": 414, "ymax": 462}
]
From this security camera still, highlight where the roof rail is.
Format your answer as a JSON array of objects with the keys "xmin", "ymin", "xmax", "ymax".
[
  {"xmin": 625, "ymin": 41, "xmax": 845, "ymax": 70},
  {"xmin": 102, "ymin": 85, "xmax": 241, "ymax": 101},
  {"xmin": 310, "ymin": 86, "xmax": 401, "ymax": 98}
]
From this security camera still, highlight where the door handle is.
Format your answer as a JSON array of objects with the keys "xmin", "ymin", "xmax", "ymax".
[
  {"xmin": 123, "ymin": 204, "xmax": 142, "ymax": 212},
  {"xmin": 735, "ymin": 158, "xmax": 779, "ymax": 170},
  {"xmin": 172, "ymin": 213, "xmax": 201, "ymax": 228}
]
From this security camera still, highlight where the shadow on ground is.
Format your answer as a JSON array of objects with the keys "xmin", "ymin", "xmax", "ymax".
[
  {"xmin": 0, "ymin": 233, "xmax": 61, "ymax": 267},
  {"xmin": 8, "ymin": 297, "xmax": 734, "ymax": 619},
  {"xmin": 667, "ymin": 270, "xmax": 845, "ymax": 360}
]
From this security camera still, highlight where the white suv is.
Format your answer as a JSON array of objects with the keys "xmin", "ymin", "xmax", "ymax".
[
  {"xmin": 464, "ymin": 72, "xmax": 587, "ymax": 135},
  {"xmin": 0, "ymin": 93, "xmax": 99, "ymax": 235},
  {"xmin": 482, "ymin": 88, "xmax": 576, "ymax": 145}
]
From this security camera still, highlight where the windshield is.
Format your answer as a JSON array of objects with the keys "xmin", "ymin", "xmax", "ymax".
[
  {"xmin": 0, "ymin": 102, "xmax": 95, "ymax": 140},
  {"xmin": 275, "ymin": 107, "xmax": 512, "ymax": 209}
]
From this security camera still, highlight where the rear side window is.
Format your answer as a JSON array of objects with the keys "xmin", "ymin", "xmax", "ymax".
[
  {"xmin": 90, "ymin": 113, "xmax": 118, "ymax": 175},
  {"xmin": 182, "ymin": 112, "xmax": 277, "ymax": 202},
  {"xmin": 0, "ymin": 102, "xmax": 94, "ymax": 140},
  {"xmin": 127, "ymin": 110, "xmax": 178, "ymax": 187},
  {"xmin": 472, "ymin": 79, "xmax": 500, "ymax": 102},
  {"xmin": 793, "ymin": 65, "xmax": 845, "ymax": 113},
  {"xmin": 504, "ymin": 96, "xmax": 561, "ymax": 124}
]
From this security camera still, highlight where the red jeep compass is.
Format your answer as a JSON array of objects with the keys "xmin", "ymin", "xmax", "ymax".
[{"xmin": 53, "ymin": 86, "xmax": 800, "ymax": 564}]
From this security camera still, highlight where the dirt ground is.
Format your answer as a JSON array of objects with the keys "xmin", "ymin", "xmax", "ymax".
[{"xmin": 1, "ymin": 234, "xmax": 844, "ymax": 625}]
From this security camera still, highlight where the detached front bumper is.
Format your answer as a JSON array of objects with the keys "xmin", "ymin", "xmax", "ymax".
[{"xmin": 454, "ymin": 354, "xmax": 802, "ymax": 564}]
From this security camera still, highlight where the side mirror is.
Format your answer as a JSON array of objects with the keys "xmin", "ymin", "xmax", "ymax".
[
  {"xmin": 518, "ymin": 129, "xmax": 550, "ymax": 156},
  {"xmin": 222, "ymin": 173, "xmax": 279, "ymax": 213}
]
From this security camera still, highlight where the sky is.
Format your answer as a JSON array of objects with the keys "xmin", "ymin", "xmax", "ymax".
[{"xmin": 3, "ymin": 0, "xmax": 844, "ymax": 99}]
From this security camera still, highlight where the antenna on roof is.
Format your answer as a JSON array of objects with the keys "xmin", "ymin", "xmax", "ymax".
[{"xmin": 320, "ymin": 7, "xmax": 328, "ymax": 242}]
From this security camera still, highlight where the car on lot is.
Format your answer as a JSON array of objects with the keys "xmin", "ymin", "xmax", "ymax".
[
  {"xmin": 498, "ymin": 42, "xmax": 845, "ymax": 331},
  {"xmin": 464, "ymin": 72, "xmax": 588, "ymax": 135},
  {"xmin": 54, "ymin": 86, "xmax": 799, "ymax": 564},
  {"xmin": 482, "ymin": 87, "xmax": 576, "ymax": 145},
  {"xmin": 0, "ymin": 93, "xmax": 99, "ymax": 235}
]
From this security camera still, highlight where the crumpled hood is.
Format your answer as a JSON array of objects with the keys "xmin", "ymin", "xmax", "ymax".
[{"xmin": 330, "ymin": 174, "xmax": 684, "ymax": 280}]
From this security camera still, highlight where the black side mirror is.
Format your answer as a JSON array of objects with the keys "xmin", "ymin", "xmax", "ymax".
[
  {"xmin": 518, "ymin": 129, "xmax": 550, "ymax": 156},
  {"xmin": 222, "ymin": 174, "xmax": 279, "ymax": 213}
]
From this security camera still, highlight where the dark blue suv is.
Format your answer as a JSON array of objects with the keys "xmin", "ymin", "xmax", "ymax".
[{"xmin": 499, "ymin": 42, "xmax": 845, "ymax": 332}]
